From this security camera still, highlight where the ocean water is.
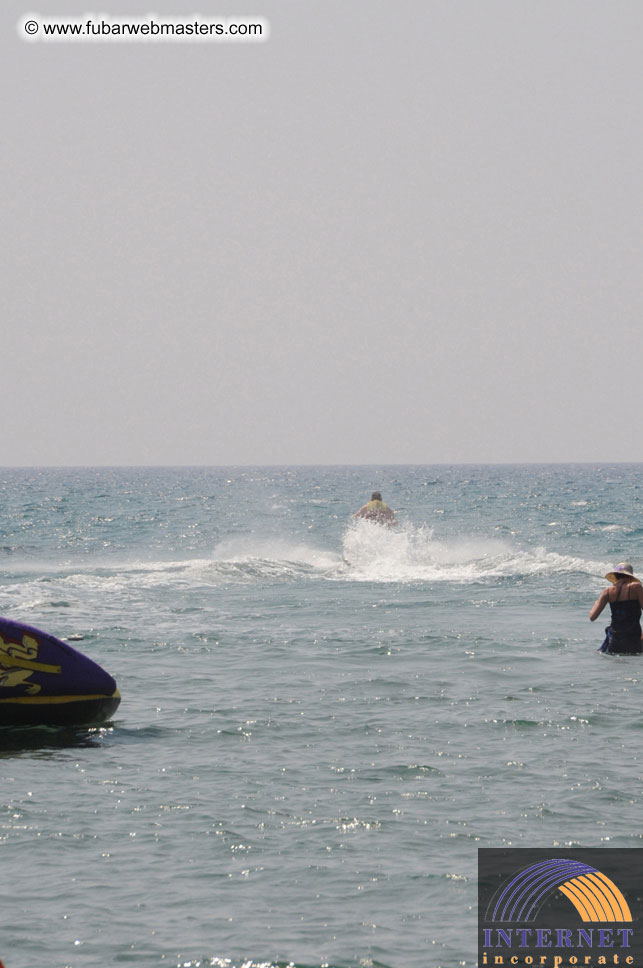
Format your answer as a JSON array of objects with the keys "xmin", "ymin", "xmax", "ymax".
[{"xmin": 1, "ymin": 464, "xmax": 642, "ymax": 968}]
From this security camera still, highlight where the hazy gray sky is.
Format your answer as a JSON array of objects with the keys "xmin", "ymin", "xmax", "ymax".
[{"xmin": 4, "ymin": 1, "xmax": 643, "ymax": 465}]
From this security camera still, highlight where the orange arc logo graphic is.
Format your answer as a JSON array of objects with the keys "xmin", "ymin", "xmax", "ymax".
[{"xmin": 559, "ymin": 871, "xmax": 632, "ymax": 922}]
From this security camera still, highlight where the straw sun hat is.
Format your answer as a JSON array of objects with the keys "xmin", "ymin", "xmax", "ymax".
[{"xmin": 605, "ymin": 562, "xmax": 639, "ymax": 584}]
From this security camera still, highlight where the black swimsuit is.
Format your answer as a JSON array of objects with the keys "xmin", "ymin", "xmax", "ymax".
[{"xmin": 600, "ymin": 582, "xmax": 643, "ymax": 655}]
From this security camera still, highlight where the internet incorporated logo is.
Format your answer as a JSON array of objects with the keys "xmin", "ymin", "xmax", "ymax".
[
  {"xmin": 487, "ymin": 858, "xmax": 632, "ymax": 924},
  {"xmin": 478, "ymin": 849, "xmax": 641, "ymax": 967}
]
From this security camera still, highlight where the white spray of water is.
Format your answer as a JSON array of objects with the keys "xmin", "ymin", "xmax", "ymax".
[{"xmin": 340, "ymin": 519, "xmax": 604, "ymax": 584}]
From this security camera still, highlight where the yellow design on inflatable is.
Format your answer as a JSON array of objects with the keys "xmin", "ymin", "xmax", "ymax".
[
  {"xmin": 0, "ymin": 634, "xmax": 62, "ymax": 694},
  {"xmin": 0, "ymin": 618, "xmax": 120, "ymax": 727}
]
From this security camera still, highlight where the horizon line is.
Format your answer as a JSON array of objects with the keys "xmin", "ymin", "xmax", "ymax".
[{"xmin": 0, "ymin": 461, "xmax": 642, "ymax": 470}]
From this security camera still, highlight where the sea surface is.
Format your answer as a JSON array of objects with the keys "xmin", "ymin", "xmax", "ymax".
[{"xmin": 1, "ymin": 464, "xmax": 642, "ymax": 968}]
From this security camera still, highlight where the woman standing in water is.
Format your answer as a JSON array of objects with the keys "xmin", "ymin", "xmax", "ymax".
[{"xmin": 590, "ymin": 562, "xmax": 643, "ymax": 654}]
